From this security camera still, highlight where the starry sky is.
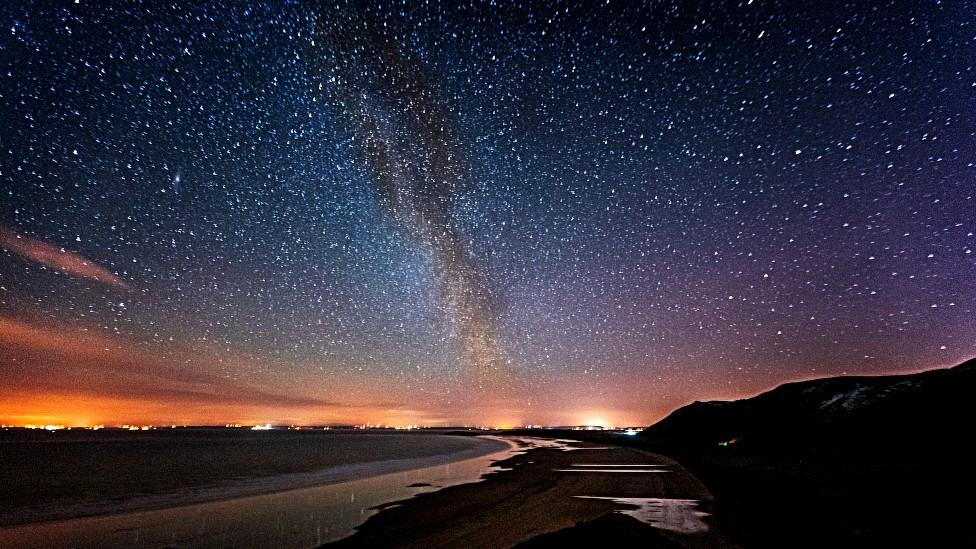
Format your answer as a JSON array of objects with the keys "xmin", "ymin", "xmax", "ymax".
[{"xmin": 1, "ymin": 0, "xmax": 974, "ymax": 427}]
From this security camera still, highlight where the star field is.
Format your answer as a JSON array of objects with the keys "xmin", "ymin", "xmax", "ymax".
[{"xmin": 1, "ymin": 0, "xmax": 974, "ymax": 426}]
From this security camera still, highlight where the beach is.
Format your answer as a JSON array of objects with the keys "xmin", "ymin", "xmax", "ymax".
[
  {"xmin": 328, "ymin": 437, "xmax": 738, "ymax": 548},
  {"xmin": 0, "ymin": 432, "xmax": 739, "ymax": 548}
]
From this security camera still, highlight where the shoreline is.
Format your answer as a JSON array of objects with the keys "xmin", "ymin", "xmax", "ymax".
[
  {"xmin": 0, "ymin": 435, "xmax": 740, "ymax": 548},
  {"xmin": 0, "ymin": 435, "xmax": 511, "ymax": 528},
  {"xmin": 326, "ymin": 437, "xmax": 737, "ymax": 549}
]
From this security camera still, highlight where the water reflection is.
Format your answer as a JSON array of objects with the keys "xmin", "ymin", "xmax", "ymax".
[
  {"xmin": 554, "ymin": 468, "xmax": 670, "ymax": 473},
  {"xmin": 555, "ymin": 463, "xmax": 670, "ymax": 473},
  {"xmin": 506, "ymin": 437, "xmax": 610, "ymax": 452},
  {"xmin": 0, "ymin": 437, "xmax": 516, "ymax": 549},
  {"xmin": 575, "ymin": 496, "xmax": 710, "ymax": 534}
]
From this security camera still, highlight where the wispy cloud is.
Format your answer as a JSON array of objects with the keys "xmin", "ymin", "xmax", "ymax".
[
  {"xmin": 0, "ymin": 316, "xmax": 335, "ymax": 409},
  {"xmin": 0, "ymin": 227, "xmax": 131, "ymax": 290}
]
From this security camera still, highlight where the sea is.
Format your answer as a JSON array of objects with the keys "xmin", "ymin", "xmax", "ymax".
[{"xmin": 0, "ymin": 429, "xmax": 513, "ymax": 548}]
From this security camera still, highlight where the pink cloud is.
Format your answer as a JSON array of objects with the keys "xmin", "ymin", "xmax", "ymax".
[{"xmin": 0, "ymin": 227, "xmax": 131, "ymax": 290}]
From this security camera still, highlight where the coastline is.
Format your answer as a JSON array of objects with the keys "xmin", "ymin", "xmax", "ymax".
[
  {"xmin": 2, "ymin": 434, "xmax": 738, "ymax": 548},
  {"xmin": 326, "ymin": 437, "xmax": 737, "ymax": 549},
  {"xmin": 0, "ymin": 434, "xmax": 511, "ymax": 528}
]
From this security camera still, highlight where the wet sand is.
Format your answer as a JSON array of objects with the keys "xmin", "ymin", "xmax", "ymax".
[
  {"xmin": 327, "ymin": 437, "xmax": 739, "ymax": 549},
  {"xmin": 1, "ymin": 434, "xmax": 738, "ymax": 548}
]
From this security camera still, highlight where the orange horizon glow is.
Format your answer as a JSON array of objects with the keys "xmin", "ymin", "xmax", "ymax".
[
  {"xmin": 0, "ymin": 313, "xmax": 686, "ymax": 428},
  {"xmin": 3, "ymin": 314, "xmax": 969, "ymax": 429},
  {"xmin": 0, "ymin": 391, "xmax": 654, "ymax": 429}
]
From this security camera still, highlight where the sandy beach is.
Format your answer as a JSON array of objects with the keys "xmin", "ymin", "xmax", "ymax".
[
  {"xmin": 327, "ymin": 437, "xmax": 739, "ymax": 549},
  {"xmin": 0, "ymin": 433, "xmax": 738, "ymax": 548}
]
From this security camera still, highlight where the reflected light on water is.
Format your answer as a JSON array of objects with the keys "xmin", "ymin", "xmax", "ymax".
[
  {"xmin": 0, "ymin": 438, "xmax": 518, "ymax": 549},
  {"xmin": 575, "ymin": 496, "xmax": 710, "ymax": 534}
]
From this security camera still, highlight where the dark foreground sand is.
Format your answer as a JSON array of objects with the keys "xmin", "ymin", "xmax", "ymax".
[{"xmin": 327, "ymin": 438, "xmax": 739, "ymax": 549}]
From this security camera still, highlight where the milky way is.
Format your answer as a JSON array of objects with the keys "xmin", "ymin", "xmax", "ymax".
[
  {"xmin": 0, "ymin": 1, "xmax": 974, "ymax": 426},
  {"xmin": 311, "ymin": 6, "xmax": 505, "ymax": 388}
]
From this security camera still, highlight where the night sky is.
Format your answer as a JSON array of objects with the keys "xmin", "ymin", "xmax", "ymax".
[{"xmin": 1, "ymin": 1, "xmax": 974, "ymax": 427}]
